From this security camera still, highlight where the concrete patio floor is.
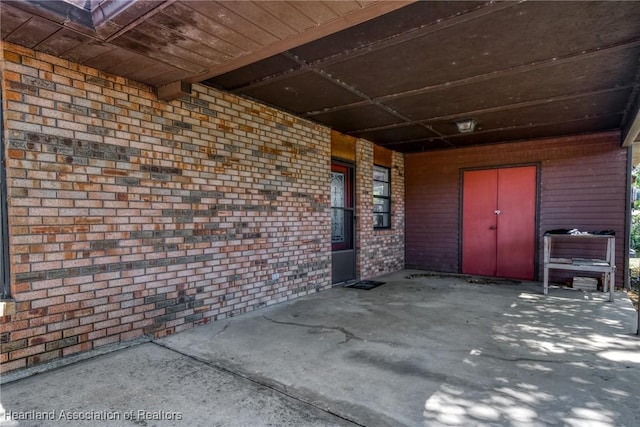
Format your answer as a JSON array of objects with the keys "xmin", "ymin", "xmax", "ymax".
[{"xmin": 1, "ymin": 270, "xmax": 639, "ymax": 426}]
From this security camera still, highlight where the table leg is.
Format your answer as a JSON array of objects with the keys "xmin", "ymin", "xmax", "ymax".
[
  {"xmin": 543, "ymin": 267, "xmax": 549, "ymax": 295},
  {"xmin": 609, "ymin": 271, "xmax": 614, "ymax": 302}
]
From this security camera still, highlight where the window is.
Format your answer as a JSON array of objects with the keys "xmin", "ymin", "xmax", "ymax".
[{"xmin": 373, "ymin": 165, "xmax": 391, "ymax": 228}]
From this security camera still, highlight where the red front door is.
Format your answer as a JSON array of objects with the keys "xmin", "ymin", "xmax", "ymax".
[{"xmin": 462, "ymin": 166, "xmax": 536, "ymax": 280}]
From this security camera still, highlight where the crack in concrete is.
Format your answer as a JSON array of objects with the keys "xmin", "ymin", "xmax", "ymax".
[
  {"xmin": 476, "ymin": 352, "xmax": 600, "ymax": 366},
  {"xmin": 262, "ymin": 316, "xmax": 364, "ymax": 344},
  {"xmin": 261, "ymin": 317, "xmax": 594, "ymax": 367},
  {"xmin": 215, "ymin": 320, "xmax": 231, "ymax": 335}
]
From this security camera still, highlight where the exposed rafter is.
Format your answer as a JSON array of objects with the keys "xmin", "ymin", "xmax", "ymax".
[
  {"xmin": 621, "ymin": 61, "xmax": 640, "ymax": 147},
  {"xmin": 621, "ymin": 96, "xmax": 640, "ymax": 147}
]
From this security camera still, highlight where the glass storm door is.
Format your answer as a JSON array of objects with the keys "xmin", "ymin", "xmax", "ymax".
[{"xmin": 331, "ymin": 162, "xmax": 355, "ymax": 283}]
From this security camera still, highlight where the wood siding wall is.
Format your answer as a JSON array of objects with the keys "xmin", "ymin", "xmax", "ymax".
[{"xmin": 405, "ymin": 132, "xmax": 629, "ymax": 285}]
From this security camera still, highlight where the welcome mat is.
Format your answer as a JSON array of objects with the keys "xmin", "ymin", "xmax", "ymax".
[{"xmin": 345, "ymin": 280, "xmax": 386, "ymax": 290}]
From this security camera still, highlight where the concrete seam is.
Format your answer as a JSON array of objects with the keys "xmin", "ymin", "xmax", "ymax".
[{"xmin": 150, "ymin": 339, "xmax": 366, "ymax": 427}]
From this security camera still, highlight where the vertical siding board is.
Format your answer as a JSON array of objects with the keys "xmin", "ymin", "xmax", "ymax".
[
  {"xmin": 405, "ymin": 160, "xmax": 459, "ymax": 271},
  {"xmin": 405, "ymin": 133, "xmax": 627, "ymax": 286}
]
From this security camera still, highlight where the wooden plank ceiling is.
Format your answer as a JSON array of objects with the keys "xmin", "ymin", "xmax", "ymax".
[{"xmin": 2, "ymin": 0, "xmax": 640, "ymax": 153}]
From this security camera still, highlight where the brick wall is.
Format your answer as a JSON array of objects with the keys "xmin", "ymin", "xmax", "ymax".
[
  {"xmin": 355, "ymin": 139, "xmax": 405, "ymax": 279},
  {"xmin": 0, "ymin": 42, "xmax": 333, "ymax": 373}
]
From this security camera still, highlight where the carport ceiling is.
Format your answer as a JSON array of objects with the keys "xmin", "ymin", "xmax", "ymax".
[{"xmin": 2, "ymin": 1, "xmax": 640, "ymax": 153}]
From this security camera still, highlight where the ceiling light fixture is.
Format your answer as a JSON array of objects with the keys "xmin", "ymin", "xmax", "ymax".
[{"xmin": 455, "ymin": 118, "xmax": 477, "ymax": 133}]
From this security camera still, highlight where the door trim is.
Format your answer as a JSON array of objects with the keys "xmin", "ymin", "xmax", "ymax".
[
  {"xmin": 331, "ymin": 159, "xmax": 356, "ymax": 284},
  {"xmin": 458, "ymin": 162, "xmax": 541, "ymax": 280}
]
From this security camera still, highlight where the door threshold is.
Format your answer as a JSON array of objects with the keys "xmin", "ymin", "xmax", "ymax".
[{"xmin": 332, "ymin": 279, "xmax": 358, "ymax": 287}]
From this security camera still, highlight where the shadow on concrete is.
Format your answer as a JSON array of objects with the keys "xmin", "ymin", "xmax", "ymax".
[
  {"xmin": 422, "ymin": 288, "xmax": 640, "ymax": 426},
  {"xmin": 1, "ymin": 270, "xmax": 638, "ymax": 426}
]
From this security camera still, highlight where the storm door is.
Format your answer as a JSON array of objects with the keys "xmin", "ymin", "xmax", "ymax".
[{"xmin": 331, "ymin": 162, "xmax": 355, "ymax": 283}]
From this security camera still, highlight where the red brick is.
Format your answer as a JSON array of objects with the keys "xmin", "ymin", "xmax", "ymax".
[
  {"xmin": 0, "ymin": 320, "xmax": 29, "ymax": 333},
  {"xmin": 14, "ymin": 308, "xmax": 47, "ymax": 319},
  {"xmin": 10, "ymin": 344, "xmax": 45, "ymax": 360},
  {"xmin": 15, "ymin": 289, "xmax": 47, "ymax": 301},
  {"xmin": 47, "ymin": 302, "xmax": 80, "ymax": 315},
  {"xmin": 28, "ymin": 331, "xmax": 62, "ymax": 346},
  {"xmin": 47, "ymin": 318, "xmax": 79, "ymax": 332},
  {"xmin": 120, "ymin": 329, "xmax": 143, "ymax": 341},
  {"xmin": 63, "ymin": 308, "xmax": 94, "ymax": 320},
  {"xmin": 48, "ymin": 285, "xmax": 79, "ymax": 297},
  {"xmin": 1, "ymin": 40, "xmax": 339, "ymax": 375},
  {"xmin": 107, "ymin": 324, "xmax": 131, "ymax": 335},
  {"xmin": 27, "ymin": 349, "xmax": 61, "ymax": 366},
  {"xmin": 0, "ymin": 358, "xmax": 26, "ymax": 373},
  {"xmin": 62, "ymin": 342, "xmax": 92, "ymax": 356},
  {"xmin": 93, "ymin": 335, "xmax": 119, "ymax": 347},
  {"xmin": 64, "ymin": 291, "xmax": 95, "ymax": 303},
  {"xmin": 87, "ymin": 329, "xmax": 107, "ymax": 340},
  {"xmin": 31, "ymin": 296, "xmax": 65, "ymax": 309},
  {"xmin": 62, "ymin": 325, "xmax": 93, "ymax": 338},
  {"xmin": 10, "ymin": 326, "xmax": 47, "ymax": 341}
]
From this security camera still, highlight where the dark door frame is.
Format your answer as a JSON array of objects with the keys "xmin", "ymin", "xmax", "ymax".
[
  {"xmin": 0, "ymin": 90, "xmax": 10, "ymax": 299},
  {"xmin": 331, "ymin": 159, "xmax": 356, "ymax": 284},
  {"xmin": 458, "ymin": 162, "xmax": 541, "ymax": 280}
]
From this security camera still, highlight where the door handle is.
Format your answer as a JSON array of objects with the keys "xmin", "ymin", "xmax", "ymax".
[
  {"xmin": 489, "ymin": 225, "xmax": 496, "ymax": 230},
  {"xmin": 495, "ymin": 210, "xmax": 501, "ymax": 215}
]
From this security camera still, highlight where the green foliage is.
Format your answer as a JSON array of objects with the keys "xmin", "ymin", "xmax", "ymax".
[
  {"xmin": 631, "ymin": 165, "xmax": 640, "ymax": 250},
  {"xmin": 633, "ymin": 164, "xmax": 640, "ymax": 186},
  {"xmin": 631, "ymin": 211, "xmax": 640, "ymax": 250}
]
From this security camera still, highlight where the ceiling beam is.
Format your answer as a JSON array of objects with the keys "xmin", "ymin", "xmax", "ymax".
[
  {"xmin": 621, "ymin": 53, "xmax": 640, "ymax": 147},
  {"xmin": 345, "ymin": 86, "xmax": 634, "ymax": 135},
  {"xmin": 441, "ymin": 113, "xmax": 622, "ymax": 141},
  {"xmin": 621, "ymin": 95, "xmax": 640, "ymax": 147},
  {"xmin": 157, "ymin": 80, "xmax": 192, "ymax": 101},
  {"xmin": 377, "ymin": 130, "xmax": 623, "ymax": 153},
  {"xmin": 187, "ymin": 0, "xmax": 415, "ymax": 83},
  {"xmin": 305, "ymin": 38, "xmax": 640, "ymax": 117},
  {"xmin": 382, "ymin": 114, "xmax": 623, "ymax": 148},
  {"xmin": 621, "ymin": 59, "xmax": 640, "ymax": 146}
]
